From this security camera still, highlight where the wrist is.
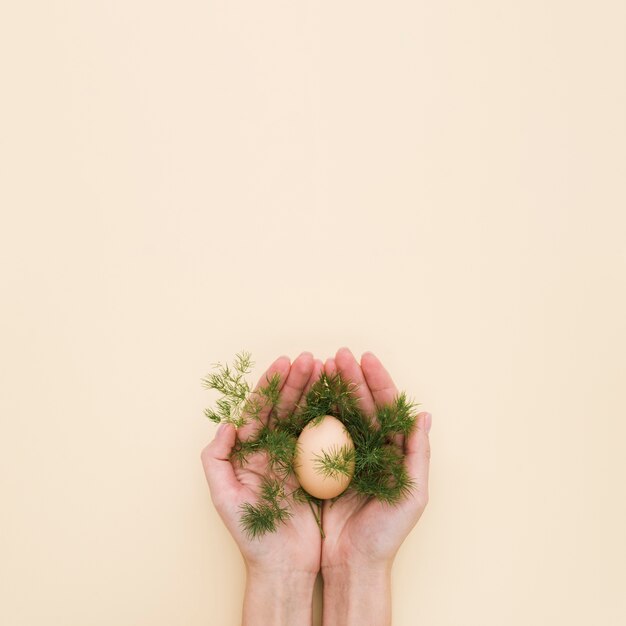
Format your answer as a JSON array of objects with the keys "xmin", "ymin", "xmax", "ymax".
[
  {"xmin": 322, "ymin": 559, "xmax": 393, "ymax": 586},
  {"xmin": 322, "ymin": 554, "xmax": 394, "ymax": 580},
  {"xmin": 322, "ymin": 560, "xmax": 393, "ymax": 626},
  {"xmin": 246, "ymin": 561, "xmax": 318, "ymax": 588},
  {"xmin": 243, "ymin": 563, "xmax": 317, "ymax": 626}
]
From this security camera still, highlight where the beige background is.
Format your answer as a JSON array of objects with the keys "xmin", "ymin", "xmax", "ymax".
[{"xmin": 1, "ymin": 1, "xmax": 625, "ymax": 624}]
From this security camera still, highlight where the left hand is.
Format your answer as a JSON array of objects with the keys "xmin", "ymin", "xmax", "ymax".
[{"xmin": 320, "ymin": 347, "xmax": 432, "ymax": 573}]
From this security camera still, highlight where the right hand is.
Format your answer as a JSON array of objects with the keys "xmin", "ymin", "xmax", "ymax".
[{"xmin": 320, "ymin": 347, "xmax": 432, "ymax": 572}]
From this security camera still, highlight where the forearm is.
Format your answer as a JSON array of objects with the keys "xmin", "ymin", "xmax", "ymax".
[
  {"xmin": 242, "ymin": 564, "xmax": 317, "ymax": 626},
  {"xmin": 322, "ymin": 562, "xmax": 393, "ymax": 626}
]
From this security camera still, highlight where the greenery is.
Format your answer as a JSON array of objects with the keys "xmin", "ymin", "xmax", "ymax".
[
  {"xmin": 313, "ymin": 444, "xmax": 356, "ymax": 480},
  {"xmin": 201, "ymin": 350, "xmax": 421, "ymax": 539}
]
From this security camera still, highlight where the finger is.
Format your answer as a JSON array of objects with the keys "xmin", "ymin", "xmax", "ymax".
[
  {"xmin": 201, "ymin": 423, "xmax": 243, "ymax": 508},
  {"xmin": 404, "ymin": 412, "xmax": 431, "ymax": 507},
  {"xmin": 272, "ymin": 351, "xmax": 315, "ymax": 422},
  {"xmin": 324, "ymin": 356, "xmax": 337, "ymax": 376},
  {"xmin": 333, "ymin": 346, "xmax": 377, "ymax": 424},
  {"xmin": 360, "ymin": 351, "xmax": 403, "ymax": 449},
  {"xmin": 294, "ymin": 357, "xmax": 324, "ymax": 416},
  {"xmin": 236, "ymin": 355, "xmax": 291, "ymax": 442}
]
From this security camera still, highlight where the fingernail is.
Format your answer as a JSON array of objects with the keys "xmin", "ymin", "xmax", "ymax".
[
  {"xmin": 217, "ymin": 423, "xmax": 226, "ymax": 435},
  {"xmin": 424, "ymin": 413, "xmax": 432, "ymax": 433}
]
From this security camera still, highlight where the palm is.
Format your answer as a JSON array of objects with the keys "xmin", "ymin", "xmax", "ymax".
[
  {"xmin": 232, "ymin": 449, "xmax": 321, "ymax": 572},
  {"xmin": 202, "ymin": 352, "xmax": 325, "ymax": 576},
  {"xmin": 321, "ymin": 348, "xmax": 430, "ymax": 569},
  {"xmin": 322, "ymin": 481, "xmax": 426, "ymax": 567}
]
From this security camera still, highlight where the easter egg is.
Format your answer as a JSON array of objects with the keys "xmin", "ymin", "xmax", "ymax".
[{"xmin": 294, "ymin": 415, "xmax": 355, "ymax": 499}]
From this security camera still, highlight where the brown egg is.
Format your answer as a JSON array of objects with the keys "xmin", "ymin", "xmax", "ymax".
[{"xmin": 294, "ymin": 415, "xmax": 355, "ymax": 499}]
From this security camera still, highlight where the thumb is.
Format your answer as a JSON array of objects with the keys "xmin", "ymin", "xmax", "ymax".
[
  {"xmin": 200, "ymin": 423, "xmax": 242, "ymax": 507},
  {"xmin": 404, "ymin": 411, "xmax": 431, "ymax": 507}
]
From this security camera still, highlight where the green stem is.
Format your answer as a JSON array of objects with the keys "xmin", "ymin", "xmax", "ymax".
[{"xmin": 307, "ymin": 499, "xmax": 325, "ymax": 539}]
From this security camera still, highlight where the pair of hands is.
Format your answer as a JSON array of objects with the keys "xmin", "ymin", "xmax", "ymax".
[{"xmin": 201, "ymin": 347, "xmax": 432, "ymax": 579}]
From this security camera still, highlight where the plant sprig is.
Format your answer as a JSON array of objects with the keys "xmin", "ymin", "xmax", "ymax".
[
  {"xmin": 312, "ymin": 444, "xmax": 356, "ymax": 480},
  {"xmin": 201, "ymin": 351, "xmax": 421, "ymax": 539},
  {"xmin": 201, "ymin": 350, "xmax": 281, "ymax": 428}
]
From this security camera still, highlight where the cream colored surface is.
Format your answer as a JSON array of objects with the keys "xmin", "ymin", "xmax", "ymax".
[{"xmin": 1, "ymin": 2, "xmax": 625, "ymax": 625}]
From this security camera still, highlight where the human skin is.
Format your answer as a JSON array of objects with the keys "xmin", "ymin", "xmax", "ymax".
[
  {"xmin": 201, "ymin": 348, "xmax": 432, "ymax": 625},
  {"xmin": 321, "ymin": 347, "xmax": 432, "ymax": 626},
  {"xmin": 200, "ymin": 351, "xmax": 324, "ymax": 626}
]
